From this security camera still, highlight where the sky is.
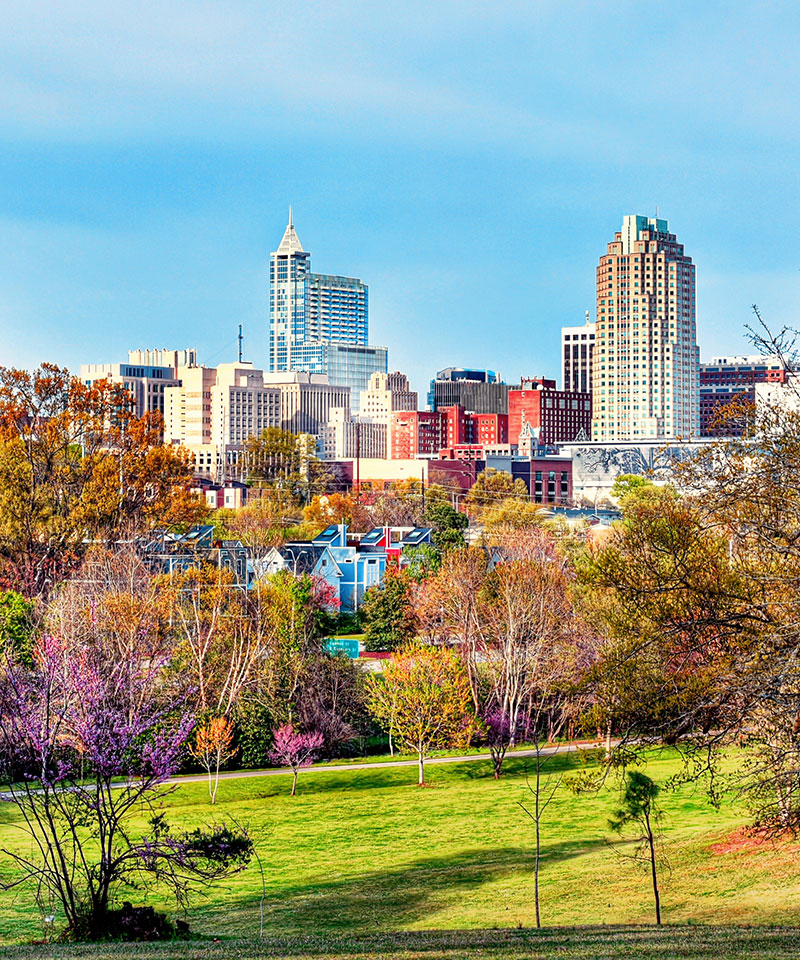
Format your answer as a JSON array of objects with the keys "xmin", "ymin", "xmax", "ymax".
[{"xmin": 1, "ymin": 0, "xmax": 799, "ymax": 397}]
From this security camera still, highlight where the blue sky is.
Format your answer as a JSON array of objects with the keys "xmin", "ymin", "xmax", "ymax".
[{"xmin": 1, "ymin": 0, "xmax": 799, "ymax": 396}]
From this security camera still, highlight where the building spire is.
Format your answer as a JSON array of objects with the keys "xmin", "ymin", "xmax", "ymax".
[
  {"xmin": 289, "ymin": 204, "xmax": 293, "ymax": 227},
  {"xmin": 275, "ymin": 207, "xmax": 305, "ymax": 255}
]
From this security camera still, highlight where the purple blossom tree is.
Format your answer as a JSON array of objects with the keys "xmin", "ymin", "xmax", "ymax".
[
  {"xmin": 483, "ymin": 708, "xmax": 516, "ymax": 779},
  {"xmin": 0, "ymin": 633, "xmax": 252, "ymax": 940},
  {"xmin": 269, "ymin": 724, "xmax": 324, "ymax": 796}
]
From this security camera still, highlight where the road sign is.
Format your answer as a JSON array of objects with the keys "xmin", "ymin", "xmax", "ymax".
[{"xmin": 325, "ymin": 637, "xmax": 360, "ymax": 659}]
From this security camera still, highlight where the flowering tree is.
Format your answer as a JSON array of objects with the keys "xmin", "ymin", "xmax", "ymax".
[
  {"xmin": 191, "ymin": 715, "xmax": 237, "ymax": 805},
  {"xmin": 0, "ymin": 634, "xmax": 252, "ymax": 940},
  {"xmin": 269, "ymin": 724, "xmax": 324, "ymax": 796}
]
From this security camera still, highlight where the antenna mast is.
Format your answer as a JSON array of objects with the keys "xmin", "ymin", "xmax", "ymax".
[{"xmin": 238, "ymin": 324, "xmax": 244, "ymax": 363}]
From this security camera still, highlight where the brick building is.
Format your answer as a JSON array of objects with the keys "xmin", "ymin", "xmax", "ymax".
[
  {"xmin": 700, "ymin": 355, "xmax": 786, "ymax": 436},
  {"xmin": 391, "ymin": 406, "xmax": 509, "ymax": 459},
  {"xmin": 508, "ymin": 378, "xmax": 591, "ymax": 446}
]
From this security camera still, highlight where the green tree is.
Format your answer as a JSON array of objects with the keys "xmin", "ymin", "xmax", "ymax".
[
  {"xmin": 424, "ymin": 501, "xmax": 468, "ymax": 551},
  {"xmin": 609, "ymin": 771, "xmax": 665, "ymax": 925},
  {"xmin": 361, "ymin": 566, "xmax": 416, "ymax": 652},
  {"xmin": 0, "ymin": 589, "xmax": 36, "ymax": 662}
]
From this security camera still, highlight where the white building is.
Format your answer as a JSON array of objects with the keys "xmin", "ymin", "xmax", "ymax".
[
  {"xmin": 319, "ymin": 407, "xmax": 387, "ymax": 460},
  {"xmin": 360, "ymin": 371, "xmax": 418, "ymax": 424},
  {"xmin": 164, "ymin": 363, "xmax": 281, "ymax": 480}
]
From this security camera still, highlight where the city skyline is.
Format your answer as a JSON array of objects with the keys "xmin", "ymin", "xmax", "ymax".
[{"xmin": 1, "ymin": 3, "xmax": 798, "ymax": 398}]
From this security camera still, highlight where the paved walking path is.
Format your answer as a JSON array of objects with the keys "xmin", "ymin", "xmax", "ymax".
[{"xmin": 165, "ymin": 740, "xmax": 606, "ymax": 787}]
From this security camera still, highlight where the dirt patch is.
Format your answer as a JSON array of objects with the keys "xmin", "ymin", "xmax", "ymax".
[{"xmin": 710, "ymin": 825, "xmax": 800, "ymax": 855}]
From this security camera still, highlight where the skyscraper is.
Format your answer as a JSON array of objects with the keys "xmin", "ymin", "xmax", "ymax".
[
  {"xmin": 268, "ymin": 211, "xmax": 384, "ymax": 408},
  {"xmin": 592, "ymin": 215, "xmax": 699, "ymax": 441},
  {"xmin": 268, "ymin": 209, "xmax": 311, "ymax": 372}
]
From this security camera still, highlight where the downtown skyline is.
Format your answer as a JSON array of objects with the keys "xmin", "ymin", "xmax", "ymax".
[{"xmin": 1, "ymin": 2, "xmax": 798, "ymax": 398}]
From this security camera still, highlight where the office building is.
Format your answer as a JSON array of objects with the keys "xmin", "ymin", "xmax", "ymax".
[
  {"xmin": 592, "ymin": 215, "xmax": 699, "ymax": 441},
  {"xmin": 319, "ymin": 408, "xmax": 387, "ymax": 460},
  {"xmin": 562, "ymin": 313, "xmax": 595, "ymax": 393},
  {"xmin": 164, "ymin": 362, "xmax": 282, "ymax": 479},
  {"xmin": 307, "ymin": 274, "xmax": 368, "ymax": 345},
  {"xmin": 81, "ymin": 361, "xmax": 182, "ymax": 418},
  {"xmin": 508, "ymin": 378, "xmax": 591, "ymax": 446},
  {"xmin": 428, "ymin": 368, "xmax": 512, "ymax": 414},
  {"xmin": 268, "ymin": 211, "xmax": 385, "ymax": 407},
  {"xmin": 700, "ymin": 355, "xmax": 786, "ymax": 436},
  {"xmin": 360, "ymin": 371, "xmax": 418, "ymax": 424},
  {"xmin": 290, "ymin": 341, "xmax": 388, "ymax": 411}
]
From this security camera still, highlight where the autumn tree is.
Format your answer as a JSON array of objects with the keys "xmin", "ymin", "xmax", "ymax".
[
  {"xmin": 413, "ymin": 547, "xmax": 489, "ymax": 710},
  {"xmin": 424, "ymin": 501, "xmax": 468, "ymax": 550},
  {"xmin": 191, "ymin": 716, "xmax": 237, "ymax": 804},
  {"xmin": 0, "ymin": 633, "xmax": 252, "ymax": 940},
  {"xmin": 367, "ymin": 642, "xmax": 477, "ymax": 785},
  {"xmin": 465, "ymin": 468, "xmax": 529, "ymax": 519},
  {"xmin": 0, "ymin": 364, "xmax": 205, "ymax": 597}
]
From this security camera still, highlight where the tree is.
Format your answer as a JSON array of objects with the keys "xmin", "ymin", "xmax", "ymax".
[
  {"xmin": 481, "ymin": 500, "xmax": 544, "ymax": 538},
  {"xmin": 0, "ymin": 634, "xmax": 252, "ymax": 939},
  {"xmin": 424, "ymin": 501, "xmax": 468, "ymax": 551},
  {"xmin": 361, "ymin": 566, "xmax": 417, "ymax": 652},
  {"xmin": 303, "ymin": 493, "xmax": 356, "ymax": 532},
  {"xmin": 0, "ymin": 589, "xmax": 36, "ymax": 662},
  {"xmin": 465, "ymin": 469, "xmax": 528, "ymax": 519},
  {"xmin": 0, "ymin": 364, "xmax": 206, "ymax": 597},
  {"xmin": 191, "ymin": 715, "xmax": 237, "ymax": 804},
  {"xmin": 367, "ymin": 642, "xmax": 477, "ymax": 785},
  {"xmin": 269, "ymin": 724, "xmax": 324, "ymax": 796},
  {"xmin": 413, "ymin": 547, "xmax": 489, "ymax": 711},
  {"xmin": 244, "ymin": 427, "xmax": 325, "ymax": 502},
  {"xmin": 610, "ymin": 474, "xmax": 653, "ymax": 502},
  {"xmin": 608, "ymin": 771, "xmax": 665, "ymax": 925}
]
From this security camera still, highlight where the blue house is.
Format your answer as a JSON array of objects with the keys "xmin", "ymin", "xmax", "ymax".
[{"xmin": 312, "ymin": 525, "xmax": 387, "ymax": 611}]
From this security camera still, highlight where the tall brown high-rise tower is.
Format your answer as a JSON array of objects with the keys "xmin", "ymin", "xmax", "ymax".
[{"xmin": 592, "ymin": 215, "xmax": 699, "ymax": 441}]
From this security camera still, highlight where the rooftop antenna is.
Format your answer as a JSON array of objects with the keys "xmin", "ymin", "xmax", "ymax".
[
  {"xmin": 585, "ymin": 309, "xmax": 590, "ymax": 326},
  {"xmin": 288, "ymin": 204, "xmax": 293, "ymax": 227},
  {"xmin": 238, "ymin": 324, "xmax": 244, "ymax": 363}
]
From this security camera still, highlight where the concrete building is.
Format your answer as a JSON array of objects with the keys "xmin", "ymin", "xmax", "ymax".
[
  {"xmin": 360, "ymin": 371, "xmax": 418, "ymax": 423},
  {"xmin": 319, "ymin": 407, "xmax": 387, "ymax": 460},
  {"xmin": 562, "ymin": 313, "xmax": 595, "ymax": 393},
  {"xmin": 700, "ymin": 355, "xmax": 786, "ymax": 435},
  {"xmin": 164, "ymin": 362, "xmax": 282, "ymax": 480},
  {"xmin": 755, "ymin": 373, "xmax": 800, "ymax": 414},
  {"xmin": 262, "ymin": 370, "xmax": 350, "ymax": 437},
  {"xmin": 508, "ymin": 378, "xmax": 591, "ymax": 446},
  {"xmin": 428, "ymin": 368, "xmax": 513, "ymax": 414},
  {"xmin": 592, "ymin": 215, "xmax": 699, "ymax": 441},
  {"xmin": 81, "ymin": 361, "xmax": 180, "ymax": 418},
  {"xmin": 128, "ymin": 348, "xmax": 197, "ymax": 370}
]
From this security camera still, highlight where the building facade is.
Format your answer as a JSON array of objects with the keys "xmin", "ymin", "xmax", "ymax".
[
  {"xmin": 592, "ymin": 215, "xmax": 700, "ymax": 441},
  {"xmin": 360, "ymin": 371, "xmax": 418, "ymax": 423},
  {"xmin": 428, "ymin": 368, "xmax": 512, "ymax": 414},
  {"xmin": 508, "ymin": 378, "xmax": 591, "ymax": 446},
  {"xmin": 562, "ymin": 314, "xmax": 595, "ymax": 393},
  {"xmin": 700, "ymin": 355, "xmax": 785, "ymax": 436},
  {"xmin": 81, "ymin": 362, "xmax": 180, "ymax": 418},
  {"xmin": 306, "ymin": 273, "xmax": 368, "ymax": 345},
  {"xmin": 319, "ymin": 407, "xmax": 387, "ymax": 460}
]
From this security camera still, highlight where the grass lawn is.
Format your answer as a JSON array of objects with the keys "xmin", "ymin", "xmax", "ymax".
[{"xmin": 0, "ymin": 747, "xmax": 798, "ymax": 951}]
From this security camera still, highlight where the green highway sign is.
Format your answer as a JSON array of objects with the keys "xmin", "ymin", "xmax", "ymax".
[{"xmin": 325, "ymin": 637, "xmax": 360, "ymax": 659}]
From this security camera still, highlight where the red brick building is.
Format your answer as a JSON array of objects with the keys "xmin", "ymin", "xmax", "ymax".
[
  {"xmin": 391, "ymin": 407, "xmax": 509, "ymax": 459},
  {"xmin": 508, "ymin": 378, "xmax": 591, "ymax": 446},
  {"xmin": 699, "ymin": 356, "xmax": 786, "ymax": 436}
]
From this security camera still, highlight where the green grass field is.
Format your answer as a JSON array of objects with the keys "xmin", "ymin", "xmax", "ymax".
[{"xmin": 0, "ymin": 748, "xmax": 798, "ymax": 956}]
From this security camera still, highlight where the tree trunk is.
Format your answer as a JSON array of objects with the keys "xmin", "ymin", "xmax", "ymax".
[
  {"xmin": 534, "ymin": 751, "xmax": 541, "ymax": 928},
  {"xmin": 291, "ymin": 769, "xmax": 298, "ymax": 797},
  {"xmin": 604, "ymin": 722, "xmax": 613, "ymax": 763},
  {"xmin": 418, "ymin": 753, "xmax": 425, "ymax": 786},
  {"xmin": 645, "ymin": 810, "xmax": 661, "ymax": 925}
]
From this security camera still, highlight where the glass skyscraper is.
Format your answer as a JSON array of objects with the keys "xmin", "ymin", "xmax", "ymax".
[{"xmin": 268, "ymin": 211, "xmax": 386, "ymax": 410}]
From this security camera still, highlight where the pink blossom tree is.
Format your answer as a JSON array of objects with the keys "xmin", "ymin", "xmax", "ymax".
[
  {"xmin": 269, "ymin": 724, "xmax": 324, "ymax": 796},
  {"xmin": 0, "ymin": 633, "xmax": 252, "ymax": 940}
]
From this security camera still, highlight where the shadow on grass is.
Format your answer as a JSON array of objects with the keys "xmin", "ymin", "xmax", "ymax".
[{"xmin": 206, "ymin": 840, "xmax": 606, "ymax": 938}]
